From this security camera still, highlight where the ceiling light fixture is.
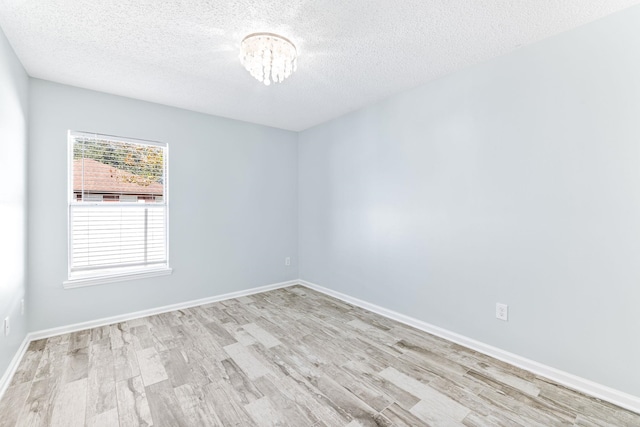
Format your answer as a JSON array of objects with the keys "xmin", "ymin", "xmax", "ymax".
[{"xmin": 240, "ymin": 33, "xmax": 297, "ymax": 86}]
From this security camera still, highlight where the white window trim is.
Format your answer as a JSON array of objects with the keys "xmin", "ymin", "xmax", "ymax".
[
  {"xmin": 65, "ymin": 130, "xmax": 171, "ymax": 289},
  {"xmin": 64, "ymin": 266, "xmax": 173, "ymax": 289}
]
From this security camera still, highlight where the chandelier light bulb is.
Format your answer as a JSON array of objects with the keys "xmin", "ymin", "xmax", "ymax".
[{"xmin": 240, "ymin": 33, "xmax": 297, "ymax": 86}]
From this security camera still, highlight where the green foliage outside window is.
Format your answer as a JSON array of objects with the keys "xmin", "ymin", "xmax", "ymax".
[{"xmin": 74, "ymin": 138, "xmax": 164, "ymax": 187}]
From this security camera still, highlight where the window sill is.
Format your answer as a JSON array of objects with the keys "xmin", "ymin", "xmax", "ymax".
[{"xmin": 63, "ymin": 267, "xmax": 172, "ymax": 289}]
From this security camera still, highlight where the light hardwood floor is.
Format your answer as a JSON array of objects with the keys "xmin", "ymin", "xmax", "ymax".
[{"xmin": 0, "ymin": 286, "xmax": 638, "ymax": 426}]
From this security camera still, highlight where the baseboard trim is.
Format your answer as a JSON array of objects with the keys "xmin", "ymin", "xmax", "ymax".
[
  {"xmin": 1, "ymin": 279, "xmax": 296, "ymax": 400},
  {"xmin": 29, "ymin": 279, "xmax": 298, "ymax": 341},
  {"xmin": 5, "ymin": 278, "xmax": 639, "ymax": 414},
  {"xmin": 0, "ymin": 335, "xmax": 31, "ymax": 402},
  {"xmin": 298, "ymin": 280, "xmax": 640, "ymax": 415}
]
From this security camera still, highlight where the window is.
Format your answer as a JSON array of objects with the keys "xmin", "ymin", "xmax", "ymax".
[{"xmin": 65, "ymin": 131, "xmax": 171, "ymax": 288}]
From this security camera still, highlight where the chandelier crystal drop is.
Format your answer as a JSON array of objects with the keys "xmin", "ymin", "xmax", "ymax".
[{"xmin": 240, "ymin": 33, "xmax": 297, "ymax": 86}]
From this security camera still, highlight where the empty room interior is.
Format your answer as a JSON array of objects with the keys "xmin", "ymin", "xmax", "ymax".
[{"xmin": 1, "ymin": 1, "xmax": 640, "ymax": 426}]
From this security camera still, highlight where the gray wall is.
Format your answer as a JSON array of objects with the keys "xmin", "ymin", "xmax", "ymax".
[
  {"xmin": 28, "ymin": 80, "xmax": 298, "ymax": 331},
  {"xmin": 298, "ymin": 7, "xmax": 640, "ymax": 396},
  {"xmin": 0, "ymin": 27, "xmax": 29, "ymax": 377}
]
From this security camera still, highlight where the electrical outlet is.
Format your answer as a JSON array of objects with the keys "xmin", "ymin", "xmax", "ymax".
[
  {"xmin": 3, "ymin": 317, "xmax": 9, "ymax": 337},
  {"xmin": 285, "ymin": 257, "xmax": 291, "ymax": 266},
  {"xmin": 21, "ymin": 299, "xmax": 25, "ymax": 315},
  {"xmin": 496, "ymin": 303, "xmax": 508, "ymax": 321}
]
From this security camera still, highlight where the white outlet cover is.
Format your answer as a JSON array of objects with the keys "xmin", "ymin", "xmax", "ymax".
[
  {"xmin": 3, "ymin": 317, "xmax": 9, "ymax": 336},
  {"xmin": 285, "ymin": 257, "xmax": 291, "ymax": 266},
  {"xmin": 496, "ymin": 303, "xmax": 509, "ymax": 321}
]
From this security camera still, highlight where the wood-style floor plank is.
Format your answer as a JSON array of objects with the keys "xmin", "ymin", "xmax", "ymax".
[
  {"xmin": 136, "ymin": 347, "xmax": 168, "ymax": 387},
  {"xmin": 223, "ymin": 342, "xmax": 272, "ymax": 380},
  {"xmin": 86, "ymin": 407, "xmax": 119, "ymax": 427},
  {"xmin": 15, "ymin": 377, "xmax": 61, "ymax": 427},
  {"xmin": 205, "ymin": 382, "xmax": 255, "ymax": 426},
  {"xmin": 9, "ymin": 340, "xmax": 46, "ymax": 387},
  {"xmin": 115, "ymin": 375, "xmax": 153, "ymax": 427},
  {"xmin": 2, "ymin": 285, "xmax": 639, "ymax": 426},
  {"xmin": 49, "ymin": 378, "xmax": 87, "ymax": 427},
  {"xmin": 0, "ymin": 382, "xmax": 30, "ymax": 427},
  {"xmin": 145, "ymin": 379, "xmax": 188, "ymax": 427}
]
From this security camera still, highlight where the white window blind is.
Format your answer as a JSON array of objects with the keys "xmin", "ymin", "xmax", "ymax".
[{"xmin": 67, "ymin": 131, "xmax": 169, "ymax": 285}]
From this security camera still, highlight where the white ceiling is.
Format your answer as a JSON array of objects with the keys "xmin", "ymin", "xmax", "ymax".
[{"xmin": 1, "ymin": 1, "xmax": 638, "ymax": 131}]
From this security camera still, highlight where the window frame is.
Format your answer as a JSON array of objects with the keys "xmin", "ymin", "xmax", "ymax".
[{"xmin": 63, "ymin": 130, "xmax": 172, "ymax": 289}]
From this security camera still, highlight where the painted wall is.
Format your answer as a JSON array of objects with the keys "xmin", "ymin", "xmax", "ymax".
[
  {"xmin": 28, "ymin": 80, "xmax": 298, "ymax": 331},
  {"xmin": 0, "ymin": 27, "xmax": 29, "ymax": 380},
  {"xmin": 298, "ymin": 7, "xmax": 640, "ymax": 396}
]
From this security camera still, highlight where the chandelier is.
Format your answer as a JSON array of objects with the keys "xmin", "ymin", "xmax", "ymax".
[{"xmin": 240, "ymin": 33, "xmax": 297, "ymax": 86}]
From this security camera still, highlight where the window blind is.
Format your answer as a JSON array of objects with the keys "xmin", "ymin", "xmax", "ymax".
[{"xmin": 68, "ymin": 131, "xmax": 168, "ymax": 279}]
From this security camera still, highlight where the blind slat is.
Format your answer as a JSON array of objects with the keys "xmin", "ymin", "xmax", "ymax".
[{"xmin": 70, "ymin": 205, "xmax": 167, "ymax": 270}]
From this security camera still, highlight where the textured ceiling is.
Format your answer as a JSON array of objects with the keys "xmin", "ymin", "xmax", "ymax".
[{"xmin": 1, "ymin": 1, "xmax": 639, "ymax": 131}]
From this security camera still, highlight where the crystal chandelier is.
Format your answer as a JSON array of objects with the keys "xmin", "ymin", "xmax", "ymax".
[{"xmin": 240, "ymin": 33, "xmax": 297, "ymax": 86}]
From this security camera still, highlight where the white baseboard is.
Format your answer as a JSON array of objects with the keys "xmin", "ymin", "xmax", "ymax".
[
  {"xmin": 0, "ymin": 335, "xmax": 31, "ymax": 402},
  {"xmin": 4, "ymin": 278, "xmax": 639, "ymax": 415},
  {"xmin": 298, "ymin": 280, "xmax": 640, "ymax": 415},
  {"xmin": 0, "ymin": 278, "xmax": 297, "ymax": 400},
  {"xmin": 30, "ymin": 279, "xmax": 298, "ymax": 341}
]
